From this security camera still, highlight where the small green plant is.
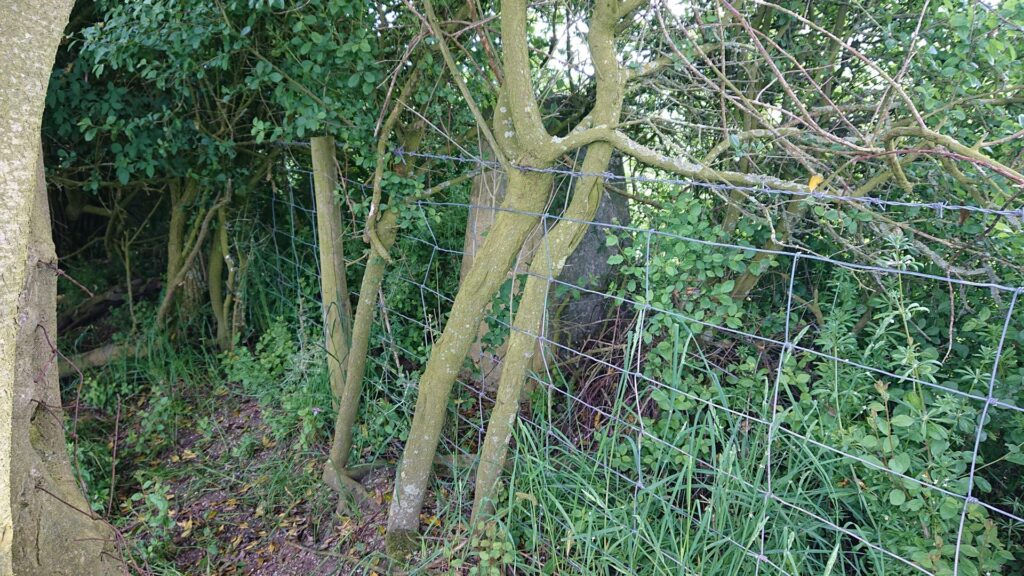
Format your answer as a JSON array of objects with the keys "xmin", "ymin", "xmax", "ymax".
[
  {"xmin": 128, "ymin": 479, "xmax": 176, "ymax": 561},
  {"xmin": 467, "ymin": 522, "xmax": 516, "ymax": 576},
  {"xmin": 222, "ymin": 316, "xmax": 332, "ymax": 446}
]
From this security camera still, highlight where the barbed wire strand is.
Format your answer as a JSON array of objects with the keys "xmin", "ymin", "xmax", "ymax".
[{"xmin": 395, "ymin": 148, "xmax": 1024, "ymax": 220}]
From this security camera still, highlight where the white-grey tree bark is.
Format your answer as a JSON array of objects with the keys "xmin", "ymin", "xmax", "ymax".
[{"xmin": 1, "ymin": 2, "xmax": 123, "ymax": 574}]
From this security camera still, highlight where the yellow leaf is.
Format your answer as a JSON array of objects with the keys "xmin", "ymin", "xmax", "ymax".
[{"xmin": 808, "ymin": 174, "xmax": 824, "ymax": 192}]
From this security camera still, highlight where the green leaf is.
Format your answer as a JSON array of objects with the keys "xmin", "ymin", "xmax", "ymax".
[
  {"xmin": 891, "ymin": 414, "xmax": 915, "ymax": 427},
  {"xmin": 889, "ymin": 452, "xmax": 911, "ymax": 475},
  {"xmin": 889, "ymin": 489, "xmax": 906, "ymax": 506},
  {"xmin": 607, "ymin": 254, "xmax": 624, "ymax": 265}
]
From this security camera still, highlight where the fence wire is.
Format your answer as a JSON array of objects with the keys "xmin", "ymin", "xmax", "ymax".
[{"xmin": 265, "ymin": 153, "xmax": 1023, "ymax": 575}]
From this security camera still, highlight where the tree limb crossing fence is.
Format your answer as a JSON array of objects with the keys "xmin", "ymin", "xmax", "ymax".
[{"xmin": 266, "ymin": 155, "xmax": 1024, "ymax": 576}]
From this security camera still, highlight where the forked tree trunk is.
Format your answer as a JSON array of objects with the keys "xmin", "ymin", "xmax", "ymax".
[
  {"xmin": 157, "ymin": 180, "xmax": 225, "ymax": 326},
  {"xmin": 385, "ymin": 169, "xmax": 552, "ymax": 551},
  {"xmin": 471, "ymin": 141, "xmax": 616, "ymax": 523},
  {"xmin": 384, "ymin": 0, "xmax": 627, "ymax": 550},
  {"xmin": 165, "ymin": 179, "xmax": 197, "ymax": 319},
  {"xmin": 459, "ymin": 156, "xmax": 543, "ymax": 391},
  {"xmin": 1, "ymin": 2, "xmax": 124, "ymax": 573},
  {"xmin": 207, "ymin": 206, "xmax": 235, "ymax": 350}
]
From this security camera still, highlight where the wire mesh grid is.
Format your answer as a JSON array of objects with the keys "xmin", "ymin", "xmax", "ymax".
[{"xmin": 263, "ymin": 154, "xmax": 1024, "ymax": 575}]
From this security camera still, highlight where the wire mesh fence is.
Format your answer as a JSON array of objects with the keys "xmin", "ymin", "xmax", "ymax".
[{"xmin": 263, "ymin": 150, "xmax": 1024, "ymax": 575}]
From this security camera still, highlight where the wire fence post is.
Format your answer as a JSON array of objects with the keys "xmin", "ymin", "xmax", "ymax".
[
  {"xmin": 757, "ymin": 253, "xmax": 801, "ymax": 572},
  {"xmin": 953, "ymin": 287, "xmax": 1021, "ymax": 575}
]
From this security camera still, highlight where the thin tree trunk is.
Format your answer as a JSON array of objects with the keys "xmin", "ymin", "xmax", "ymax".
[
  {"xmin": 386, "ymin": 169, "xmax": 552, "ymax": 551},
  {"xmin": 311, "ymin": 136, "xmax": 353, "ymax": 402},
  {"xmin": 324, "ymin": 210, "xmax": 397, "ymax": 505},
  {"xmin": 472, "ymin": 142, "xmax": 616, "ymax": 523},
  {"xmin": 156, "ymin": 185, "xmax": 227, "ymax": 325},
  {"xmin": 166, "ymin": 179, "xmax": 197, "ymax": 307},
  {"xmin": 207, "ymin": 207, "xmax": 233, "ymax": 350}
]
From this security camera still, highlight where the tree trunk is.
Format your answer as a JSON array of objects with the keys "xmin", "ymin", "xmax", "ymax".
[
  {"xmin": 158, "ymin": 179, "xmax": 222, "ymax": 327},
  {"xmin": 459, "ymin": 161, "xmax": 542, "ymax": 391},
  {"xmin": 12, "ymin": 147, "xmax": 125, "ymax": 575},
  {"xmin": 207, "ymin": 206, "xmax": 234, "ymax": 350},
  {"xmin": 2, "ymin": 2, "xmax": 124, "ymax": 573},
  {"xmin": 386, "ymin": 169, "xmax": 552, "ymax": 552},
  {"xmin": 324, "ymin": 210, "xmax": 397, "ymax": 506},
  {"xmin": 472, "ymin": 142, "xmax": 616, "ymax": 523},
  {"xmin": 311, "ymin": 136, "xmax": 352, "ymax": 401},
  {"xmin": 207, "ymin": 215, "xmax": 226, "ymax": 348},
  {"xmin": 165, "ymin": 179, "xmax": 196, "ymax": 322},
  {"xmin": 471, "ymin": 10, "xmax": 627, "ymax": 513}
]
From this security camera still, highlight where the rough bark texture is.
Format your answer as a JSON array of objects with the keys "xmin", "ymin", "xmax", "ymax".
[
  {"xmin": 1, "ymin": 4, "xmax": 125, "ymax": 572},
  {"xmin": 471, "ymin": 149, "xmax": 622, "ymax": 524},
  {"xmin": 0, "ymin": 2, "xmax": 73, "ymax": 572},
  {"xmin": 550, "ymin": 156, "xmax": 629, "ymax": 350},
  {"xmin": 9, "ymin": 149, "xmax": 123, "ymax": 576},
  {"xmin": 466, "ymin": 0, "xmax": 627, "ymax": 527},
  {"xmin": 459, "ymin": 157, "xmax": 542, "ymax": 390},
  {"xmin": 164, "ymin": 179, "xmax": 197, "ymax": 325},
  {"xmin": 385, "ymin": 0, "xmax": 626, "ymax": 550}
]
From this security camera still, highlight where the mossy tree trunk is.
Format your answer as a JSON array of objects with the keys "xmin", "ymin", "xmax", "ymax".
[
  {"xmin": 157, "ymin": 180, "xmax": 227, "ymax": 327},
  {"xmin": 323, "ymin": 210, "xmax": 397, "ymax": 503},
  {"xmin": 206, "ymin": 206, "xmax": 236, "ymax": 350},
  {"xmin": 385, "ymin": 0, "xmax": 635, "ymax": 551},
  {"xmin": 469, "ymin": 147, "xmax": 617, "ymax": 523},
  {"xmin": 386, "ymin": 169, "xmax": 553, "ymax": 547},
  {"xmin": 164, "ymin": 178, "xmax": 198, "ymax": 324},
  {"xmin": 459, "ymin": 147, "xmax": 543, "ymax": 391},
  {"xmin": 470, "ymin": 0, "xmax": 626, "ymax": 523},
  {"xmin": 11, "ymin": 147, "xmax": 125, "ymax": 576}
]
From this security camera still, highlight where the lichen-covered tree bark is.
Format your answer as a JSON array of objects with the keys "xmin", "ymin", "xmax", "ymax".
[
  {"xmin": 459, "ymin": 148, "xmax": 543, "ymax": 391},
  {"xmin": 384, "ymin": 0, "xmax": 624, "ymax": 551},
  {"xmin": 323, "ymin": 210, "xmax": 397, "ymax": 505},
  {"xmin": 1, "ymin": 3, "xmax": 123, "ymax": 573},
  {"xmin": 386, "ymin": 169, "xmax": 552, "ymax": 548},
  {"xmin": 207, "ymin": 206, "xmax": 236, "ymax": 350},
  {"xmin": 471, "ymin": 0, "xmax": 626, "ymax": 525}
]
